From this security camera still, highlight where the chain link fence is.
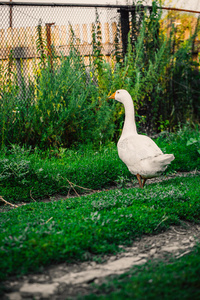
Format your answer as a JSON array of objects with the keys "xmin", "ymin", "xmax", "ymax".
[
  {"xmin": 0, "ymin": 3, "xmax": 124, "ymax": 84},
  {"xmin": 0, "ymin": 2, "xmax": 199, "ymax": 87}
]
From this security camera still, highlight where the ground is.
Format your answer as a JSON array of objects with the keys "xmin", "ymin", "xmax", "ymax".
[
  {"xmin": 2, "ymin": 222, "xmax": 200, "ymax": 300},
  {"xmin": 1, "ymin": 172, "xmax": 200, "ymax": 300}
]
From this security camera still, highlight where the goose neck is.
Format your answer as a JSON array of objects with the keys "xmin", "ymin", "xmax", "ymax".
[{"xmin": 122, "ymin": 98, "xmax": 137, "ymax": 135}]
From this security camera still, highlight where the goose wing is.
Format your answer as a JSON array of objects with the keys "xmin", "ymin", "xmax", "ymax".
[{"xmin": 117, "ymin": 134, "xmax": 163, "ymax": 167}]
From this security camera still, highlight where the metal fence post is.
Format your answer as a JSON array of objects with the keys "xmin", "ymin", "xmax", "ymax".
[{"xmin": 119, "ymin": 8, "xmax": 129, "ymax": 57}]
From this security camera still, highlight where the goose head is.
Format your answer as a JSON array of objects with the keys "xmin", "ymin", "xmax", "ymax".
[{"xmin": 109, "ymin": 89, "xmax": 132, "ymax": 104}]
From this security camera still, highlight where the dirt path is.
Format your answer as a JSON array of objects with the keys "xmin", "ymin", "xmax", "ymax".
[{"xmin": 3, "ymin": 221, "xmax": 200, "ymax": 300}]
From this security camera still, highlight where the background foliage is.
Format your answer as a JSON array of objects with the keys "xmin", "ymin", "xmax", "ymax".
[{"xmin": 0, "ymin": 1, "xmax": 199, "ymax": 149}]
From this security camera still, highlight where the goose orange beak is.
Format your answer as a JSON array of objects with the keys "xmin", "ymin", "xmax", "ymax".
[{"xmin": 108, "ymin": 92, "xmax": 116, "ymax": 99}]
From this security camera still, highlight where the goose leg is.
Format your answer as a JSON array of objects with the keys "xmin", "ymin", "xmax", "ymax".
[
  {"xmin": 142, "ymin": 178, "xmax": 147, "ymax": 188},
  {"xmin": 136, "ymin": 174, "xmax": 143, "ymax": 188}
]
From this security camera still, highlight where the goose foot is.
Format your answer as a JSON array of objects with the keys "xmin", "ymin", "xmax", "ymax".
[
  {"xmin": 136, "ymin": 174, "xmax": 143, "ymax": 188},
  {"xmin": 142, "ymin": 178, "xmax": 147, "ymax": 188},
  {"xmin": 136, "ymin": 174, "xmax": 147, "ymax": 188}
]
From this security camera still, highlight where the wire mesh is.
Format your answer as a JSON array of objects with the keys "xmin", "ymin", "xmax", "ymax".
[
  {"xmin": 0, "ymin": 3, "xmax": 199, "ymax": 85},
  {"xmin": 0, "ymin": 3, "xmax": 123, "ymax": 83}
]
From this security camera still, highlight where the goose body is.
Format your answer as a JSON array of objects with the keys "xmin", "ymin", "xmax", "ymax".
[{"xmin": 109, "ymin": 89, "xmax": 175, "ymax": 188}]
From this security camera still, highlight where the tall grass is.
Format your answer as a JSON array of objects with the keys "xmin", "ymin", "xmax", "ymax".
[{"xmin": 0, "ymin": 1, "xmax": 199, "ymax": 149}]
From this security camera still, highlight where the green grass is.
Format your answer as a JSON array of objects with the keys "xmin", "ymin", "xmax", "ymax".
[
  {"xmin": 82, "ymin": 245, "xmax": 200, "ymax": 300},
  {"xmin": 0, "ymin": 175, "xmax": 199, "ymax": 281},
  {"xmin": 0, "ymin": 125, "xmax": 199, "ymax": 204},
  {"xmin": 0, "ymin": 145, "xmax": 127, "ymax": 203}
]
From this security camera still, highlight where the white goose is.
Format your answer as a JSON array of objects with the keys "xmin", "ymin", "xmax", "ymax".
[{"xmin": 109, "ymin": 89, "xmax": 175, "ymax": 188}]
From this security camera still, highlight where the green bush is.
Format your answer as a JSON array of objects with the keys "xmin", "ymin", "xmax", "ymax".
[
  {"xmin": 0, "ymin": 51, "xmax": 115, "ymax": 149},
  {"xmin": 156, "ymin": 124, "xmax": 200, "ymax": 172}
]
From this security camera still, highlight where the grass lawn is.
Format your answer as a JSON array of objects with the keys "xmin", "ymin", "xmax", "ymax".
[{"xmin": 0, "ymin": 174, "xmax": 200, "ymax": 282}]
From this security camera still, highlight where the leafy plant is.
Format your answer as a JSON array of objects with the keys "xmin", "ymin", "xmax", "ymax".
[
  {"xmin": 91, "ymin": 9, "xmax": 104, "ymax": 76},
  {"xmin": 36, "ymin": 19, "xmax": 47, "ymax": 68},
  {"xmin": 0, "ymin": 145, "xmax": 30, "ymax": 183},
  {"xmin": 186, "ymin": 137, "xmax": 200, "ymax": 155}
]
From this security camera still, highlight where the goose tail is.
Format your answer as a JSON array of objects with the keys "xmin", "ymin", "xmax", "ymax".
[{"xmin": 152, "ymin": 154, "xmax": 175, "ymax": 166}]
